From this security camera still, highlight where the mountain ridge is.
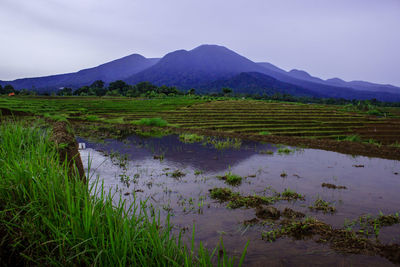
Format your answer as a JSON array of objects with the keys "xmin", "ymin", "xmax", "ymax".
[{"xmin": 1, "ymin": 44, "xmax": 399, "ymax": 101}]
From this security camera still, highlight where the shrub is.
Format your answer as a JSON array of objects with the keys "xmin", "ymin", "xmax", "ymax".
[{"xmin": 133, "ymin": 117, "xmax": 168, "ymax": 127}]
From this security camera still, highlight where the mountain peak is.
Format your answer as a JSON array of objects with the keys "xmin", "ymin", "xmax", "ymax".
[
  {"xmin": 289, "ymin": 69, "xmax": 312, "ymax": 79},
  {"xmin": 191, "ymin": 44, "xmax": 230, "ymax": 51}
]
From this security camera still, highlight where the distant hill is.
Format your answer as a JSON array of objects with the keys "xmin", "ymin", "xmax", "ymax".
[
  {"xmin": 202, "ymin": 72, "xmax": 325, "ymax": 97},
  {"xmin": 0, "ymin": 54, "xmax": 159, "ymax": 92},
  {"xmin": 256, "ymin": 63, "xmax": 400, "ymax": 95},
  {"xmin": 126, "ymin": 44, "xmax": 267, "ymax": 88},
  {"xmin": 1, "ymin": 44, "xmax": 400, "ymax": 101}
]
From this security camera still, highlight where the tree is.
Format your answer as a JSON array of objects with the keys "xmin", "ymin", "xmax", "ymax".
[
  {"xmin": 90, "ymin": 80, "xmax": 105, "ymax": 89},
  {"xmin": 0, "ymin": 85, "xmax": 3, "ymax": 94},
  {"xmin": 19, "ymin": 89, "xmax": 34, "ymax": 96},
  {"xmin": 3, "ymin": 84, "xmax": 15, "ymax": 94},
  {"xmin": 108, "ymin": 80, "xmax": 130, "ymax": 95},
  {"xmin": 222, "ymin": 87, "xmax": 232, "ymax": 95},
  {"xmin": 134, "ymin": 82, "xmax": 157, "ymax": 95},
  {"xmin": 73, "ymin": 86, "xmax": 90, "ymax": 96},
  {"xmin": 188, "ymin": 88, "xmax": 196, "ymax": 95},
  {"xmin": 57, "ymin": 87, "xmax": 73, "ymax": 96}
]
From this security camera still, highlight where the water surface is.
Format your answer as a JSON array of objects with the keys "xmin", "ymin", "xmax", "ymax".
[{"xmin": 78, "ymin": 134, "xmax": 400, "ymax": 266}]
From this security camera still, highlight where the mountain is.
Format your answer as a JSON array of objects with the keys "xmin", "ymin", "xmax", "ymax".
[
  {"xmin": 126, "ymin": 45, "xmax": 400, "ymax": 101},
  {"xmin": 126, "ymin": 44, "xmax": 267, "ymax": 88},
  {"xmin": 1, "ymin": 44, "xmax": 400, "ymax": 101},
  {"xmin": 255, "ymin": 63, "xmax": 400, "ymax": 95},
  {"xmin": 0, "ymin": 54, "xmax": 159, "ymax": 91},
  {"xmin": 257, "ymin": 62, "xmax": 287, "ymax": 74},
  {"xmin": 202, "ymin": 72, "xmax": 325, "ymax": 97}
]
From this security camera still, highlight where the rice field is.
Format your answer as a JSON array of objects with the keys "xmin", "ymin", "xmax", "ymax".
[
  {"xmin": 1, "ymin": 96, "xmax": 400, "ymax": 145},
  {"xmin": 159, "ymin": 100, "xmax": 400, "ymax": 144}
]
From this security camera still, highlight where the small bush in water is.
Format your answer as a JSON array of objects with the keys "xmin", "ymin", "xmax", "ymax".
[{"xmin": 133, "ymin": 117, "xmax": 168, "ymax": 127}]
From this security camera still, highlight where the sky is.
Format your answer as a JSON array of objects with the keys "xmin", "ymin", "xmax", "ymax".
[{"xmin": 0, "ymin": 0, "xmax": 399, "ymax": 86}]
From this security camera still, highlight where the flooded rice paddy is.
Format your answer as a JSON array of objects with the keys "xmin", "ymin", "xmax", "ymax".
[{"xmin": 79, "ymin": 134, "xmax": 400, "ymax": 266}]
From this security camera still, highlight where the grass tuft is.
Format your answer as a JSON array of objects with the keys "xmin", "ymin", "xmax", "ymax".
[{"xmin": 133, "ymin": 117, "xmax": 168, "ymax": 127}]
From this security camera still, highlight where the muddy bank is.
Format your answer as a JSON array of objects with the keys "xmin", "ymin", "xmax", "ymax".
[
  {"xmin": 50, "ymin": 121, "xmax": 86, "ymax": 182},
  {"xmin": 70, "ymin": 120, "xmax": 400, "ymax": 161}
]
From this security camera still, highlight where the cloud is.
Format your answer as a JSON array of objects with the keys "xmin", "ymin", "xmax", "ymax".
[{"xmin": 0, "ymin": 0, "xmax": 399, "ymax": 86}]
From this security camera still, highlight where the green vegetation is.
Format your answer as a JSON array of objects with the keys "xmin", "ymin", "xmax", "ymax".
[
  {"xmin": 133, "ymin": 117, "xmax": 168, "ymax": 127},
  {"xmin": 1, "ymin": 96, "xmax": 400, "ymax": 145},
  {"xmin": 259, "ymin": 131, "xmax": 271, "ymax": 135},
  {"xmin": 209, "ymin": 187, "xmax": 305, "ymax": 209},
  {"xmin": 86, "ymin": 114, "xmax": 100, "ymax": 121},
  {"xmin": 205, "ymin": 137, "xmax": 242, "ymax": 150},
  {"xmin": 344, "ymin": 212, "xmax": 400, "ymax": 238},
  {"xmin": 259, "ymin": 150, "xmax": 274, "ymax": 155},
  {"xmin": 217, "ymin": 172, "xmax": 243, "ymax": 186},
  {"xmin": 0, "ymin": 122, "xmax": 246, "ymax": 266},
  {"xmin": 135, "ymin": 128, "xmax": 171, "ymax": 138},
  {"xmin": 260, "ymin": 211, "xmax": 400, "ymax": 263},
  {"xmin": 170, "ymin": 169, "xmax": 186, "ymax": 178},
  {"xmin": 194, "ymin": 170, "xmax": 204, "ymax": 175},
  {"xmin": 277, "ymin": 188, "xmax": 305, "ymax": 200},
  {"xmin": 309, "ymin": 198, "xmax": 337, "ymax": 213},
  {"xmin": 339, "ymin": 134, "xmax": 362, "ymax": 142},
  {"xmin": 277, "ymin": 147, "xmax": 294, "ymax": 154},
  {"xmin": 179, "ymin": 133, "xmax": 204, "ymax": 143}
]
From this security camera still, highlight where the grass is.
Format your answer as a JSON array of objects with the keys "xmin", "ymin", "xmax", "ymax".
[
  {"xmin": 391, "ymin": 141, "xmax": 400, "ymax": 148},
  {"xmin": 309, "ymin": 198, "xmax": 337, "ymax": 213},
  {"xmin": 339, "ymin": 134, "xmax": 362, "ymax": 142},
  {"xmin": 344, "ymin": 213, "xmax": 400, "ymax": 239},
  {"xmin": 0, "ymin": 121, "xmax": 247, "ymax": 266},
  {"xmin": 205, "ymin": 137, "xmax": 242, "ymax": 150},
  {"xmin": 179, "ymin": 133, "xmax": 204, "ymax": 143},
  {"xmin": 277, "ymin": 188, "xmax": 305, "ymax": 200},
  {"xmin": 133, "ymin": 117, "xmax": 168, "ymax": 127},
  {"xmin": 277, "ymin": 147, "xmax": 294, "ymax": 154},
  {"xmin": 259, "ymin": 131, "xmax": 271, "ymax": 135},
  {"xmin": 209, "ymin": 187, "xmax": 305, "ymax": 209},
  {"xmin": 86, "ymin": 114, "xmax": 99, "ymax": 121},
  {"xmin": 217, "ymin": 172, "xmax": 243, "ymax": 186}
]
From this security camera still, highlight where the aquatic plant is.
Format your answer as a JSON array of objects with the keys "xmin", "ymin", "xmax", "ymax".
[
  {"xmin": 277, "ymin": 188, "xmax": 305, "ymax": 201},
  {"xmin": 217, "ymin": 172, "xmax": 243, "ymax": 186},
  {"xmin": 179, "ymin": 133, "xmax": 204, "ymax": 143},
  {"xmin": 170, "ymin": 169, "xmax": 186, "ymax": 178},
  {"xmin": 194, "ymin": 170, "xmax": 204, "ymax": 175},
  {"xmin": 309, "ymin": 198, "xmax": 336, "ymax": 213},
  {"xmin": 277, "ymin": 147, "xmax": 293, "ymax": 154},
  {"xmin": 205, "ymin": 137, "xmax": 242, "ymax": 150}
]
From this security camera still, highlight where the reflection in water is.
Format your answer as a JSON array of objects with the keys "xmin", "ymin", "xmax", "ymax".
[{"xmin": 78, "ymin": 134, "xmax": 400, "ymax": 267}]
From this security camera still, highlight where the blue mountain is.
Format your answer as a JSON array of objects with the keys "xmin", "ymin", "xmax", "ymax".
[
  {"xmin": 0, "ymin": 54, "xmax": 159, "ymax": 91},
  {"xmin": 126, "ymin": 44, "xmax": 267, "ymax": 87},
  {"xmin": 1, "ymin": 44, "xmax": 400, "ymax": 101}
]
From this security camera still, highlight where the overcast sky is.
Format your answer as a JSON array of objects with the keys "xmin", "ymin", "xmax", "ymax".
[{"xmin": 0, "ymin": 0, "xmax": 399, "ymax": 86}]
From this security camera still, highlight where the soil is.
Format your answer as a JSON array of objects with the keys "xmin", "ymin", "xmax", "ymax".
[{"xmin": 49, "ymin": 121, "xmax": 86, "ymax": 182}]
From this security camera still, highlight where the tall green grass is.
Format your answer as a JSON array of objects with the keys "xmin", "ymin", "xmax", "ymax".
[{"xmin": 0, "ymin": 122, "xmax": 247, "ymax": 266}]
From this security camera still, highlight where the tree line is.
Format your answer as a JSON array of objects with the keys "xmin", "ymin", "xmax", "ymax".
[{"xmin": 1, "ymin": 80, "xmax": 400, "ymax": 108}]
